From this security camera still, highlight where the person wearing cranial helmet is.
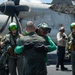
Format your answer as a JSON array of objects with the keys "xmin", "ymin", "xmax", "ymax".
[
  {"xmin": 59, "ymin": 26, "xmax": 65, "ymax": 32},
  {"xmin": 56, "ymin": 26, "xmax": 68, "ymax": 71},
  {"xmin": 70, "ymin": 22, "xmax": 75, "ymax": 37},
  {"xmin": 1, "ymin": 22, "xmax": 23, "ymax": 75},
  {"xmin": 36, "ymin": 23, "xmax": 57, "ymax": 63},
  {"xmin": 68, "ymin": 22, "xmax": 75, "ymax": 75}
]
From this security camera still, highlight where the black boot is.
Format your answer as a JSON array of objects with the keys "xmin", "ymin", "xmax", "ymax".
[
  {"xmin": 56, "ymin": 65, "xmax": 59, "ymax": 71},
  {"xmin": 61, "ymin": 67, "xmax": 68, "ymax": 71}
]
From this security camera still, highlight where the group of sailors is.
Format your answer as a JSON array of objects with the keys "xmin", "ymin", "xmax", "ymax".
[
  {"xmin": 0, "ymin": 21, "xmax": 57, "ymax": 75},
  {"xmin": 0, "ymin": 21, "xmax": 75, "ymax": 75}
]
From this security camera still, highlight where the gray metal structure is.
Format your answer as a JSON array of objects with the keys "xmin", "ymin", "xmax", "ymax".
[
  {"xmin": 52, "ymin": 0, "xmax": 72, "ymax": 4},
  {"xmin": 50, "ymin": 0, "xmax": 75, "ymax": 14}
]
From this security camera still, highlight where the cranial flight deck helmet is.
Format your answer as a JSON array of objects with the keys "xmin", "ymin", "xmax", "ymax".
[
  {"xmin": 70, "ymin": 22, "xmax": 75, "ymax": 30},
  {"xmin": 59, "ymin": 26, "xmax": 65, "ymax": 32},
  {"xmin": 9, "ymin": 22, "xmax": 18, "ymax": 31},
  {"xmin": 38, "ymin": 23, "xmax": 51, "ymax": 33}
]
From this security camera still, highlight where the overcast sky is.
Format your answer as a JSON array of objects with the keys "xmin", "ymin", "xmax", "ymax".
[{"xmin": 0, "ymin": 0, "xmax": 53, "ymax": 4}]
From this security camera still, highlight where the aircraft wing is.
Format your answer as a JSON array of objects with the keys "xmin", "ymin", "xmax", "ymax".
[{"xmin": 49, "ymin": 4, "xmax": 75, "ymax": 14}]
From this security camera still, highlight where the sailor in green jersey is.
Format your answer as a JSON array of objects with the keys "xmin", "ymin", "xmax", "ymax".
[{"xmin": 36, "ymin": 23, "xmax": 57, "ymax": 62}]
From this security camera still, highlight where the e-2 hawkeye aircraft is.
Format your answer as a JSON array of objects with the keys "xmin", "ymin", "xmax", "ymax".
[{"xmin": 0, "ymin": 0, "xmax": 75, "ymax": 43}]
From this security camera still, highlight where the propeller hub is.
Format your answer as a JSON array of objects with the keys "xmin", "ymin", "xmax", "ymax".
[{"xmin": 0, "ymin": 1, "xmax": 15, "ymax": 16}]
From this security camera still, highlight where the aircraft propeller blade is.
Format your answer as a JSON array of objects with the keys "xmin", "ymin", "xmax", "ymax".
[
  {"xmin": 0, "ymin": 16, "xmax": 10, "ymax": 33},
  {"xmin": 16, "ymin": 5, "xmax": 30, "ymax": 13},
  {"xmin": 11, "ymin": 16, "xmax": 13, "ymax": 22},
  {"xmin": 8, "ymin": 0, "xmax": 20, "ymax": 5},
  {"xmin": 14, "ymin": 14, "xmax": 22, "ymax": 33}
]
